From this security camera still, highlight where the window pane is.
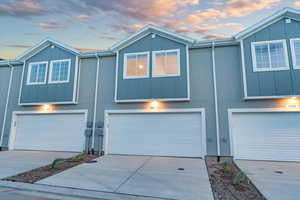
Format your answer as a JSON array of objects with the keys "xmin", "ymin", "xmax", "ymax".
[
  {"xmin": 270, "ymin": 42, "xmax": 285, "ymax": 68},
  {"xmin": 37, "ymin": 63, "xmax": 46, "ymax": 82},
  {"xmin": 30, "ymin": 64, "xmax": 38, "ymax": 83},
  {"xmin": 136, "ymin": 54, "xmax": 148, "ymax": 76},
  {"xmin": 52, "ymin": 62, "xmax": 60, "ymax": 81},
  {"xmin": 294, "ymin": 41, "xmax": 300, "ymax": 66},
  {"xmin": 125, "ymin": 54, "xmax": 148, "ymax": 77},
  {"xmin": 255, "ymin": 44, "xmax": 270, "ymax": 69},
  {"xmin": 154, "ymin": 52, "xmax": 165, "ymax": 76},
  {"xmin": 60, "ymin": 61, "xmax": 69, "ymax": 81},
  {"xmin": 166, "ymin": 51, "xmax": 179, "ymax": 75}
]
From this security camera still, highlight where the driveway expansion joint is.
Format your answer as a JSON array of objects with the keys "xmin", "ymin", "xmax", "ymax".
[{"xmin": 113, "ymin": 156, "xmax": 152, "ymax": 193}]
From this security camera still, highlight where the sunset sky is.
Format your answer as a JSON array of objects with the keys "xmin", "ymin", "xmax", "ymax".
[{"xmin": 1, "ymin": 0, "xmax": 300, "ymax": 60}]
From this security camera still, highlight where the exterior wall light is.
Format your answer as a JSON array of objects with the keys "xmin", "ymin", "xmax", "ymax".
[
  {"xmin": 150, "ymin": 101, "xmax": 159, "ymax": 109},
  {"xmin": 286, "ymin": 97, "xmax": 298, "ymax": 108},
  {"xmin": 43, "ymin": 104, "xmax": 51, "ymax": 112}
]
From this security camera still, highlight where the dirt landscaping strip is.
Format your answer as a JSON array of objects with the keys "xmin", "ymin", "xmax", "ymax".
[
  {"xmin": 206, "ymin": 161, "xmax": 265, "ymax": 200},
  {"xmin": 2, "ymin": 154, "xmax": 99, "ymax": 183}
]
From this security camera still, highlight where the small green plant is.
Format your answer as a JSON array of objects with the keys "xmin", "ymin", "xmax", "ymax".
[
  {"xmin": 69, "ymin": 154, "xmax": 85, "ymax": 162},
  {"xmin": 232, "ymin": 171, "xmax": 246, "ymax": 185},
  {"xmin": 222, "ymin": 162, "xmax": 232, "ymax": 174},
  {"xmin": 51, "ymin": 158, "xmax": 65, "ymax": 169}
]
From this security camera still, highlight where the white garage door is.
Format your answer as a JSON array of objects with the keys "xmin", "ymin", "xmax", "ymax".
[
  {"xmin": 106, "ymin": 111, "xmax": 205, "ymax": 157},
  {"xmin": 12, "ymin": 112, "xmax": 86, "ymax": 152},
  {"xmin": 231, "ymin": 111, "xmax": 300, "ymax": 162}
]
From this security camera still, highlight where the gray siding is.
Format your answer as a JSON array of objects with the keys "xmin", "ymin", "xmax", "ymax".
[
  {"xmin": 117, "ymin": 34, "xmax": 188, "ymax": 101},
  {"xmin": 20, "ymin": 44, "xmax": 78, "ymax": 104},
  {"xmin": 243, "ymin": 17, "xmax": 300, "ymax": 97},
  {"xmin": 97, "ymin": 49, "xmax": 218, "ymax": 156},
  {"xmin": 1, "ymin": 59, "xmax": 97, "ymax": 151}
]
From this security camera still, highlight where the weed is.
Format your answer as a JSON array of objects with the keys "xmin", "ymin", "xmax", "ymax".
[
  {"xmin": 232, "ymin": 171, "xmax": 246, "ymax": 185},
  {"xmin": 222, "ymin": 162, "xmax": 232, "ymax": 174},
  {"xmin": 51, "ymin": 158, "xmax": 65, "ymax": 169}
]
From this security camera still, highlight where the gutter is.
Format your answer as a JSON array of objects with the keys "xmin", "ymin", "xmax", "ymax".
[
  {"xmin": 91, "ymin": 54, "xmax": 100, "ymax": 153},
  {"xmin": 0, "ymin": 61, "xmax": 14, "ymax": 149},
  {"xmin": 211, "ymin": 41, "xmax": 221, "ymax": 156}
]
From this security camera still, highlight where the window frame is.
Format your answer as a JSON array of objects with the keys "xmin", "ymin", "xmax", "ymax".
[
  {"xmin": 48, "ymin": 59, "xmax": 71, "ymax": 84},
  {"xmin": 290, "ymin": 38, "xmax": 300, "ymax": 69},
  {"xmin": 26, "ymin": 61, "xmax": 48, "ymax": 85},
  {"xmin": 152, "ymin": 49, "xmax": 181, "ymax": 78},
  {"xmin": 251, "ymin": 40, "xmax": 289, "ymax": 72},
  {"xmin": 123, "ymin": 51, "xmax": 150, "ymax": 79}
]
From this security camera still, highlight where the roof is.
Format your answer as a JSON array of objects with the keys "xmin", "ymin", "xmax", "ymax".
[
  {"xmin": 110, "ymin": 24, "xmax": 195, "ymax": 51},
  {"xmin": 16, "ymin": 38, "xmax": 81, "ymax": 61},
  {"xmin": 235, "ymin": 7, "xmax": 300, "ymax": 40}
]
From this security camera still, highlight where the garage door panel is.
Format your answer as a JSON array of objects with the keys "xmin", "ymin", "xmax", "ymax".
[
  {"xmin": 14, "ymin": 113, "xmax": 86, "ymax": 152},
  {"xmin": 232, "ymin": 112, "xmax": 300, "ymax": 162},
  {"xmin": 108, "ymin": 112, "xmax": 203, "ymax": 157}
]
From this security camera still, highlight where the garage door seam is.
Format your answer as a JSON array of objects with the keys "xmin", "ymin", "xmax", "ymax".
[{"xmin": 114, "ymin": 156, "xmax": 152, "ymax": 192}]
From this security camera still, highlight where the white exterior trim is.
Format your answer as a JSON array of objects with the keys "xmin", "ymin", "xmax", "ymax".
[
  {"xmin": 75, "ymin": 56, "xmax": 81, "ymax": 103},
  {"xmin": 92, "ymin": 56, "xmax": 100, "ymax": 150},
  {"xmin": 19, "ymin": 101, "xmax": 77, "ymax": 106},
  {"xmin": 244, "ymin": 95, "xmax": 300, "ymax": 100},
  {"xmin": 114, "ymin": 51, "xmax": 119, "ymax": 102},
  {"xmin": 48, "ymin": 59, "xmax": 71, "ymax": 84},
  {"xmin": 26, "ymin": 61, "xmax": 48, "ymax": 85},
  {"xmin": 152, "ymin": 49, "xmax": 180, "ymax": 78},
  {"xmin": 290, "ymin": 38, "xmax": 300, "ymax": 69},
  {"xmin": 235, "ymin": 7, "xmax": 300, "ymax": 40},
  {"xmin": 228, "ymin": 108, "xmax": 300, "ymax": 157},
  {"xmin": 123, "ymin": 51, "xmax": 150, "ymax": 79},
  {"xmin": 186, "ymin": 45, "xmax": 191, "ymax": 100},
  {"xmin": 240, "ymin": 40, "xmax": 248, "ymax": 98},
  {"xmin": 115, "ymin": 97, "xmax": 190, "ymax": 103},
  {"xmin": 211, "ymin": 41, "xmax": 220, "ymax": 156},
  {"xmin": 111, "ymin": 25, "xmax": 194, "ymax": 51},
  {"xmin": 16, "ymin": 38, "xmax": 80, "ymax": 61},
  {"xmin": 103, "ymin": 108, "xmax": 207, "ymax": 157},
  {"xmin": 251, "ymin": 39, "xmax": 289, "ymax": 72},
  {"xmin": 8, "ymin": 109, "xmax": 88, "ymax": 151},
  {"xmin": 0, "ymin": 65, "xmax": 14, "ymax": 147}
]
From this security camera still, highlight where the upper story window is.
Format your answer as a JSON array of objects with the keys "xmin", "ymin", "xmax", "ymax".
[
  {"xmin": 152, "ymin": 49, "xmax": 180, "ymax": 77},
  {"xmin": 124, "ymin": 52, "xmax": 149, "ymax": 79},
  {"xmin": 49, "ymin": 59, "xmax": 71, "ymax": 83},
  {"xmin": 290, "ymin": 38, "xmax": 300, "ymax": 69},
  {"xmin": 27, "ymin": 61, "xmax": 48, "ymax": 85},
  {"xmin": 251, "ymin": 40, "xmax": 289, "ymax": 72}
]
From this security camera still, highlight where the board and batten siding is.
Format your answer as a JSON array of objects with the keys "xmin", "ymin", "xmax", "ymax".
[
  {"xmin": 97, "ymin": 48, "xmax": 218, "ymax": 156},
  {"xmin": 116, "ymin": 33, "xmax": 189, "ymax": 101},
  {"xmin": 0, "ymin": 58, "xmax": 97, "ymax": 151},
  {"xmin": 243, "ymin": 17, "xmax": 300, "ymax": 97},
  {"xmin": 20, "ymin": 44, "xmax": 78, "ymax": 104}
]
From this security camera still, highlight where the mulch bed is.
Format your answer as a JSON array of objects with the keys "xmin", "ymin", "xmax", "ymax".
[
  {"xmin": 2, "ymin": 154, "xmax": 99, "ymax": 183},
  {"xmin": 206, "ymin": 161, "xmax": 265, "ymax": 200}
]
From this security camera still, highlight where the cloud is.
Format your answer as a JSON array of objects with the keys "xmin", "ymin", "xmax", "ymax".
[
  {"xmin": 38, "ymin": 21, "xmax": 65, "ymax": 30},
  {"xmin": 1, "ymin": 43, "xmax": 32, "ymax": 48},
  {"xmin": 186, "ymin": 8, "xmax": 227, "ymax": 24},
  {"xmin": 294, "ymin": 1, "xmax": 300, "ymax": 7},
  {"xmin": 194, "ymin": 22, "xmax": 241, "ymax": 33},
  {"xmin": 202, "ymin": 33, "xmax": 232, "ymax": 40},
  {"xmin": 74, "ymin": 14, "xmax": 90, "ymax": 20},
  {"xmin": 75, "ymin": 47, "xmax": 98, "ymax": 52},
  {"xmin": 0, "ymin": 0, "xmax": 46, "ymax": 18},
  {"xmin": 225, "ymin": 0, "xmax": 280, "ymax": 17}
]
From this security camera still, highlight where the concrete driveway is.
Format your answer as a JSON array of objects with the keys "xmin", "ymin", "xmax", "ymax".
[
  {"xmin": 38, "ymin": 155, "xmax": 214, "ymax": 200},
  {"xmin": 236, "ymin": 160, "xmax": 300, "ymax": 200},
  {"xmin": 0, "ymin": 151, "xmax": 77, "ymax": 179}
]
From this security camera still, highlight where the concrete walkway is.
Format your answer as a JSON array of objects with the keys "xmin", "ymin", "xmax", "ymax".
[
  {"xmin": 236, "ymin": 160, "xmax": 300, "ymax": 200},
  {"xmin": 0, "ymin": 151, "xmax": 77, "ymax": 179},
  {"xmin": 38, "ymin": 155, "xmax": 214, "ymax": 200}
]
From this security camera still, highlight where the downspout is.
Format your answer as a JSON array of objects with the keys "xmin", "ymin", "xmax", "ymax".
[
  {"xmin": 91, "ymin": 54, "xmax": 100, "ymax": 154},
  {"xmin": 0, "ymin": 61, "xmax": 14, "ymax": 149},
  {"xmin": 212, "ymin": 41, "xmax": 220, "ymax": 157}
]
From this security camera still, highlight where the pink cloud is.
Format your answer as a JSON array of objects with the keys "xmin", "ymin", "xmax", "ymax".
[
  {"xmin": 0, "ymin": 0, "xmax": 46, "ymax": 18},
  {"xmin": 294, "ymin": 1, "xmax": 300, "ymax": 7},
  {"xmin": 187, "ymin": 8, "xmax": 227, "ymax": 24},
  {"xmin": 38, "ymin": 21, "xmax": 65, "ymax": 30},
  {"xmin": 202, "ymin": 33, "xmax": 232, "ymax": 40},
  {"xmin": 75, "ymin": 14, "xmax": 90, "ymax": 20}
]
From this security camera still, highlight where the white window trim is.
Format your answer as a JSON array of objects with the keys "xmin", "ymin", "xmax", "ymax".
[
  {"xmin": 152, "ymin": 49, "xmax": 181, "ymax": 78},
  {"xmin": 48, "ymin": 59, "xmax": 71, "ymax": 84},
  {"xmin": 26, "ymin": 61, "xmax": 48, "ymax": 85},
  {"xmin": 123, "ymin": 52, "xmax": 150, "ymax": 79},
  {"xmin": 251, "ymin": 39, "xmax": 289, "ymax": 72},
  {"xmin": 290, "ymin": 38, "xmax": 300, "ymax": 69}
]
